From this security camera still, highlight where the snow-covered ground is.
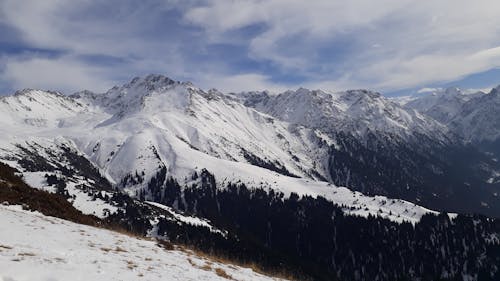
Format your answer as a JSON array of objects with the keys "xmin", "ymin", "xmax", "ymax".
[{"xmin": 0, "ymin": 204, "xmax": 288, "ymax": 281}]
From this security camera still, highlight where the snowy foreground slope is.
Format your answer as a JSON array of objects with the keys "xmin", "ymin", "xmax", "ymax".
[{"xmin": 0, "ymin": 205, "xmax": 287, "ymax": 281}]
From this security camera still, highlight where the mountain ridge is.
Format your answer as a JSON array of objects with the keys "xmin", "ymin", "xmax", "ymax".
[{"xmin": 1, "ymin": 74, "xmax": 499, "ymax": 218}]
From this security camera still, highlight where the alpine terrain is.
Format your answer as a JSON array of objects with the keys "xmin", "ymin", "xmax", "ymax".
[{"xmin": 1, "ymin": 74, "xmax": 500, "ymax": 280}]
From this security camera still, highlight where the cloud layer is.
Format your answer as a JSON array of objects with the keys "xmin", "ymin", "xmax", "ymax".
[{"xmin": 1, "ymin": 0, "xmax": 500, "ymax": 94}]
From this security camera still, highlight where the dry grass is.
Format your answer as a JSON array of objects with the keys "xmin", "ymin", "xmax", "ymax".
[
  {"xmin": 114, "ymin": 246, "xmax": 128, "ymax": 252},
  {"xmin": 99, "ymin": 246, "xmax": 128, "ymax": 253},
  {"xmin": 200, "ymin": 263, "xmax": 212, "ymax": 271},
  {"xmin": 215, "ymin": 268, "xmax": 233, "ymax": 280},
  {"xmin": 18, "ymin": 252, "xmax": 36, "ymax": 256},
  {"xmin": 187, "ymin": 258, "xmax": 196, "ymax": 267},
  {"xmin": 0, "ymin": 163, "xmax": 100, "ymax": 226},
  {"xmin": 178, "ymin": 246, "xmax": 300, "ymax": 281},
  {"xmin": 246, "ymin": 262, "xmax": 301, "ymax": 281},
  {"xmin": 103, "ymin": 224, "xmax": 146, "ymax": 239},
  {"xmin": 126, "ymin": 260, "xmax": 138, "ymax": 270},
  {"xmin": 100, "ymin": 247, "xmax": 112, "ymax": 252},
  {"xmin": 156, "ymin": 239, "xmax": 174, "ymax": 250},
  {"xmin": 185, "ymin": 258, "xmax": 234, "ymax": 279}
]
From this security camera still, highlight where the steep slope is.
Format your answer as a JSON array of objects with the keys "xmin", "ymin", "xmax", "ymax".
[
  {"xmin": 0, "ymin": 204, "xmax": 289, "ymax": 281},
  {"xmin": 71, "ymin": 75, "xmax": 327, "ymax": 182}
]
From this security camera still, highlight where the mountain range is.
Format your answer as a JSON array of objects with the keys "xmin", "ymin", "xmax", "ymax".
[{"xmin": 2, "ymin": 74, "xmax": 500, "ymax": 280}]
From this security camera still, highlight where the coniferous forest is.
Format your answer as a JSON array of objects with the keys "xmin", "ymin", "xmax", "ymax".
[{"xmin": 103, "ymin": 169, "xmax": 500, "ymax": 281}]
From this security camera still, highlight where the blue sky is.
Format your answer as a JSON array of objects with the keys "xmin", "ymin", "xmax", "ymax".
[{"xmin": 1, "ymin": 0, "xmax": 500, "ymax": 95}]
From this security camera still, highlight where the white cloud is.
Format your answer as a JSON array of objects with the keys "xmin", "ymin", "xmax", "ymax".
[
  {"xmin": 2, "ymin": 55, "xmax": 114, "ymax": 93},
  {"xmin": 417, "ymin": 88, "xmax": 443, "ymax": 94},
  {"xmin": 2, "ymin": 0, "xmax": 500, "ymax": 93},
  {"xmin": 184, "ymin": 0, "xmax": 500, "ymax": 91},
  {"xmin": 195, "ymin": 73, "xmax": 288, "ymax": 93},
  {"xmin": 359, "ymin": 47, "xmax": 500, "ymax": 90},
  {"xmin": 0, "ymin": 0, "xmax": 182, "ymax": 57}
]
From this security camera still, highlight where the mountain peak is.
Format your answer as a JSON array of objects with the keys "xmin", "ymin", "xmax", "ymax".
[
  {"xmin": 295, "ymin": 87, "xmax": 312, "ymax": 94},
  {"xmin": 104, "ymin": 74, "xmax": 192, "ymax": 102},
  {"xmin": 123, "ymin": 74, "xmax": 178, "ymax": 91},
  {"xmin": 442, "ymin": 87, "xmax": 463, "ymax": 97}
]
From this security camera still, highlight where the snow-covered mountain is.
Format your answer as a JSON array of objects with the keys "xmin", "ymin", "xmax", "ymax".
[
  {"xmin": 240, "ymin": 87, "xmax": 500, "ymax": 216},
  {"xmin": 401, "ymin": 86, "xmax": 500, "ymax": 145},
  {"xmin": 447, "ymin": 87, "xmax": 500, "ymax": 143},
  {"xmin": 69, "ymin": 75, "xmax": 327, "ymax": 183},
  {"xmin": 1, "ymin": 74, "xmax": 500, "ymax": 219},
  {"xmin": 404, "ymin": 87, "xmax": 485, "ymax": 124},
  {"xmin": 240, "ymin": 88, "xmax": 451, "ymax": 144},
  {"xmin": 0, "ymin": 74, "xmax": 435, "ymax": 223},
  {"xmin": 395, "ymin": 86, "xmax": 500, "ymax": 192}
]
